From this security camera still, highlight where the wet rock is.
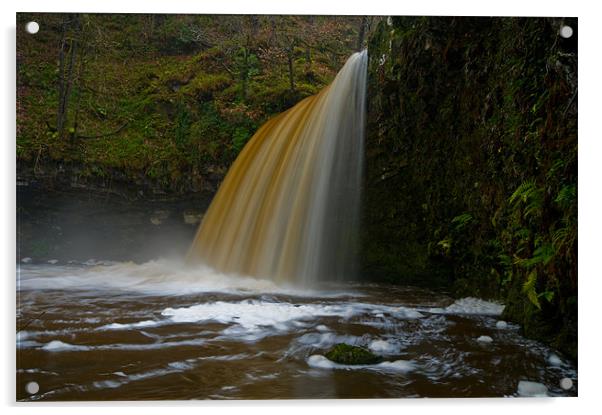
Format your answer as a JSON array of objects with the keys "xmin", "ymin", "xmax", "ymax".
[
  {"xmin": 517, "ymin": 380, "xmax": 548, "ymax": 397},
  {"xmin": 47, "ymin": 259, "xmax": 59, "ymax": 264},
  {"xmin": 21, "ymin": 257, "xmax": 32, "ymax": 263},
  {"xmin": 325, "ymin": 343, "xmax": 382, "ymax": 365}
]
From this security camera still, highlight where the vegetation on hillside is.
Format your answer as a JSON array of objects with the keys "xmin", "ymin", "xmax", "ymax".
[{"xmin": 17, "ymin": 13, "xmax": 369, "ymax": 192}]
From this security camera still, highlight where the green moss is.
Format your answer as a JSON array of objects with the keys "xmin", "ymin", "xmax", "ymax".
[
  {"xmin": 16, "ymin": 13, "xmax": 358, "ymax": 189},
  {"xmin": 363, "ymin": 17, "xmax": 577, "ymax": 359},
  {"xmin": 324, "ymin": 344, "xmax": 382, "ymax": 365}
]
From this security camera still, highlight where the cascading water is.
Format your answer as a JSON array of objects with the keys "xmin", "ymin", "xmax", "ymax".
[{"xmin": 187, "ymin": 50, "xmax": 368, "ymax": 286}]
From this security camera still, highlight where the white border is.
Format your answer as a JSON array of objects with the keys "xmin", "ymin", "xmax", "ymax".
[{"xmin": 3, "ymin": 1, "xmax": 600, "ymax": 414}]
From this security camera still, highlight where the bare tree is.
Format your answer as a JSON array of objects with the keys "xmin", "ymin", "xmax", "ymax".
[
  {"xmin": 356, "ymin": 16, "xmax": 368, "ymax": 51},
  {"xmin": 56, "ymin": 15, "xmax": 80, "ymax": 139}
]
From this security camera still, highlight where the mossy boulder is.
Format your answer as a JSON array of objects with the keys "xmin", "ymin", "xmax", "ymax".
[{"xmin": 324, "ymin": 343, "xmax": 382, "ymax": 365}]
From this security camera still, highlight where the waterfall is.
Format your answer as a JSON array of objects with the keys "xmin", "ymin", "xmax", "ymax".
[{"xmin": 187, "ymin": 50, "xmax": 367, "ymax": 286}]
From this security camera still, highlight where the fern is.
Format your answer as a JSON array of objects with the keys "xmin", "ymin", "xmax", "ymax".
[
  {"xmin": 555, "ymin": 184, "xmax": 576, "ymax": 211},
  {"xmin": 451, "ymin": 213, "xmax": 473, "ymax": 230},
  {"xmin": 514, "ymin": 228, "xmax": 530, "ymax": 240},
  {"xmin": 509, "ymin": 179, "xmax": 536, "ymax": 205},
  {"xmin": 509, "ymin": 179, "xmax": 543, "ymax": 219},
  {"xmin": 498, "ymin": 254, "xmax": 512, "ymax": 267},
  {"xmin": 552, "ymin": 226, "xmax": 570, "ymax": 251},
  {"xmin": 514, "ymin": 242, "xmax": 556, "ymax": 269},
  {"xmin": 522, "ymin": 270, "xmax": 541, "ymax": 309},
  {"xmin": 546, "ymin": 159, "xmax": 565, "ymax": 181},
  {"xmin": 539, "ymin": 290, "xmax": 555, "ymax": 303}
]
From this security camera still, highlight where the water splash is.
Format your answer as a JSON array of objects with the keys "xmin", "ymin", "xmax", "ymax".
[{"xmin": 187, "ymin": 51, "xmax": 368, "ymax": 286}]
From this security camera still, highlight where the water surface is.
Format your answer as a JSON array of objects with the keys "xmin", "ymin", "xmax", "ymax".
[{"xmin": 17, "ymin": 260, "xmax": 577, "ymax": 400}]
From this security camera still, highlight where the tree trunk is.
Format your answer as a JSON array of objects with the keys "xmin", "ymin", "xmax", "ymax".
[
  {"xmin": 241, "ymin": 46, "xmax": 249, "ymax": 101},
  {"xmin": 56, "ymin": 19, "xmax": 68, "ymax": 137},
  {"xmin": 357, "ymin": 17, "xmax": 367, "ymax": 51},
  {"xmin": 287, "ymin": 48, "xmax": 295, "ymax": 92},
  {"xmin": 57, "ymin": 15, "xmax": 79, "ymax": 140}
]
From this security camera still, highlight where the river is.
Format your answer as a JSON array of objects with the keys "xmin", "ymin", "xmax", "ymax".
[{"xmin": 17, "ymin": 259, "xmax": 577, "ymax": 400}]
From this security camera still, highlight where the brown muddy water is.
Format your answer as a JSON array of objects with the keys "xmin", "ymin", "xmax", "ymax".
[{"xmin": 16, "ymin": 260, "xmax": 577, "ymax": 401}]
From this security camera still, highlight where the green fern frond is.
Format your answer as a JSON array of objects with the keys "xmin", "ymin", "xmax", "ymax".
[
  {"xmin": 451, "ymin": 213, "xmax": 473, "ymax": 230},
  {"xmin": 509, "ymin": 179, "xmax": 537, "ymax": 205},
  {"xmin": 513, "ymin": 242, "xmax": 555, "ymax": 269},
  {"xmin": 555, "ymin": 184, "xmax": 576, "ymax": 210},
  {"xmin": 552, "ymin": 227, "xmax": 569, "ymax": 251},
  {"xmin": 522, "ymin": 270, "xmax": 541, "ymax": 309},
  {"xmin": 509, "ymin": 179, "xmax": 544, "ymax": 219}
]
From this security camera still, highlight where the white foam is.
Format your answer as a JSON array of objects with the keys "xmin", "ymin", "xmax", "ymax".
[
  {"xmin": 369, "ymin": 339, "xmax": 401, "ymax": 354},
  {"xmin": 42, "ymin": 340, "xmax": 90, "ymax": 351},
  {"xmin": 167, "ymin": 361, "xmax": 194, "ymax": 370},
  {"xmin": 198, "ymin": 353, "xmax": 251, "ymax": 361},
  {"xmin": 18, "ymin": 259, "xmax": 360, "ymax": 297},
  {"xmin": 477, "ymin": 335, "xmax": 493, "ymax": 343},
  {"xmin": 92, "ymin": 380, "xmax": 122, "ymax": 389},
  {"xmin": 496, "ymin": 320, "xmax": 508, "ymax": 329},
  {"xmin": 37, "ymin": 337, "xmax": 206, "ymax": 352},
  {"xmin": 161, "ymin": 300, "xmax": 366, "ymax": 331},
  {"xmin": 391, "ymin": 306, "xmax": 424, "ymax": 319},
  {"xmin": 428, "ymin": 297, "xmax": 505, "ymax": 316},
  {"xmin": 548, "ymin": 353, "xmax": 562, "ymax": 366},
  {"xmin": 517, "ymin": 380, "xmax": 548, "ymax": 397},
  {"xmin": 376, "ymin": 360, "xmax": 415, "ymax": 372},
  {"xmin": 97, "ymin": 320, "xmax": 161, "ymax": 330},
  {"xmin": 307, "ymin": 354, "xmax": 336, "ymax": 369},
  {"xmin": 86, "ymin": 360, "xmax": 198, "ymax": 393},
  {"xmin": 307, "ymin": 355, "xmax": 415, "ymax": 373}
]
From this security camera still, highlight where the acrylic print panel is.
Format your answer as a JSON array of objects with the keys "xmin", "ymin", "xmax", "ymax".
[{"xmin": 16, "ymin": 13, "xmax": 577, "ymax": 400}]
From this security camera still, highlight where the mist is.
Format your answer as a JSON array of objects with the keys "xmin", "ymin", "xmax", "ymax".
[{"xmin": 17, "ymin": 185, "xmax": 211, "ymax": 264}]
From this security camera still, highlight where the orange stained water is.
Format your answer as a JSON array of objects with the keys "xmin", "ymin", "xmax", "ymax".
[
  {"xmin": 16, "ymin": 261, "xmax": 577, "ymax": 400},
  {"xmin": 187, "ymin": 51, "xmax": 368, "ymax": 286}
]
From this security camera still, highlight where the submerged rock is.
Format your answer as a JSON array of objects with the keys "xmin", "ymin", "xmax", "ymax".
[
  {"xmin": 517, "ymin": 380, "xmax": 548, "ymax": 397},
  {"xmin": 325, "ymin": 343, "xmax": 382, "ymax": 365}
]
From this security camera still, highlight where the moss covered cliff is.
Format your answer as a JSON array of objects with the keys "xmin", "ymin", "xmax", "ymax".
[
  {"xmin": 363, "ymin": 17, "xmax": 577, "ymax": 359},
  {"xmin": 17, "ymin": 14, "xmax": 364, "ymax": 194}
]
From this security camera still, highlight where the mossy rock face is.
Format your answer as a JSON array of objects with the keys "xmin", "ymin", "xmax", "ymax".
[{"xmin": 324, "ymin": 343, "xmax": 382, "ymax": 365}]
